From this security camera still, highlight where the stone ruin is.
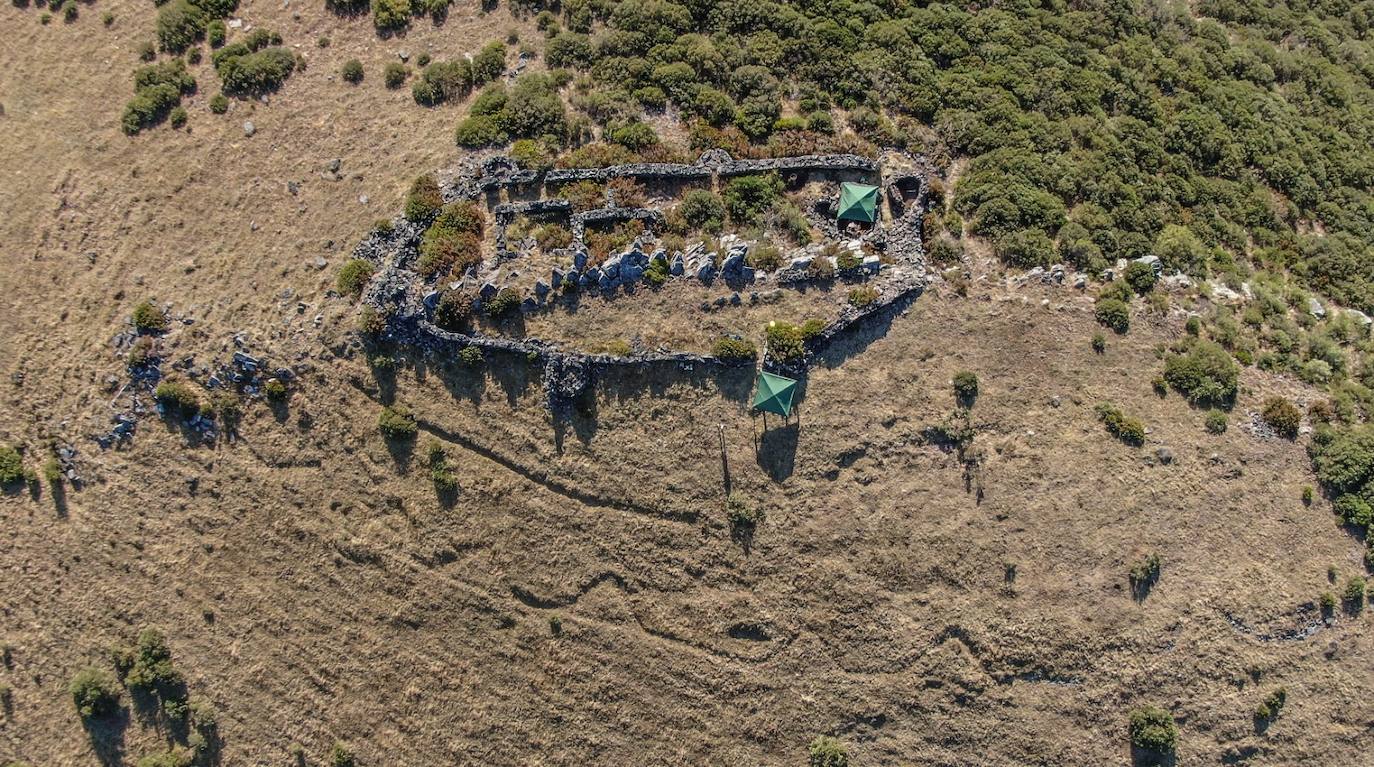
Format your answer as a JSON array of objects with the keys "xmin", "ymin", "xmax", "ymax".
[{"xmin": 351, "ymin": 149, "xmax": 938, "ymax": 410}]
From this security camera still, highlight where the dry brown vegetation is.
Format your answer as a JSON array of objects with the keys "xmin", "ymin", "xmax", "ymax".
[{"xmin": 2, "ymin": 3, "xmax": 1373, "ymax": 766}]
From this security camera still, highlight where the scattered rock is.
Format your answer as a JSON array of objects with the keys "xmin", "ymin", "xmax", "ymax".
[
  {"xmin": 1155, "ymin": 447, "xmax": 1174, "ymax": 465},
  {"xmin": 242, "ymin": 120, "xmax": 256, "ymax": 137}
]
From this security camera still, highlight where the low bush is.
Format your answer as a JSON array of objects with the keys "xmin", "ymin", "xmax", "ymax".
[
  {"xmin": 419, "ymin": 201, "xmax": 484, "ymax": 278},
  {"xmin": 336, "ymin": 259, "xmax": 374, "ymax": 298},
  {"xmin": 341, "ymin": 59, "xmax": 363, "ymax": 84},
  {"xmin": 207, "ymin": 19, "xmax": 225, "ymax": 47},
  {"xmin": 953, "ymin": 371, "xmax": 978, "ymax": 404},
  {"xmin": 1124, "ymin": 261, "xmax": 1157, "ymax": 293},
  {"xmin": 209, "ymin": 93, "xmax": 228, "ymax": 113},
  {"xmin": 836, "ymin": 249, "xmax": 862, "ymax": 272},
  {"xmin": 676, "ymin": 190, "xmax": 725, "ymax": 233},
  {"xmin": 169, "ymin": 106, "xmax": 188, "ymax": 128},
  {"xmin": 726, "ymin": 494, "xmax": 763, "ymax": 528},
  {"xmin": 1096, "ymin": 402, "xmax": 1145, "ymax": 446},
  {"xmin": 377, "ymin": 405, "xmax": 417, "ymax": 439},
  {"xmin": 132, "ymin": 300, "xmax": 168, "ymax": 332},
  {"xmin": 404, "ymin": 174, "xmax": 443, "ymax": 222},
  {"xmin": 800, "ymin": 319, "xmax": 827, "ymax": 340},
  {"xmin": 1129, "ymin": 553, "xmax": 1161, "ymax": 593},
  {"xmin": 807, "ymin": 256, "xmax": 835, "ymax": 281},
  {"xmin": 1162, "ymin": 341, "xmax": 1239, "ymax": 407},
  {"xmin": 1261, "ymin": 396, "xmax": 1301, "ymax": 439},
  {"xmin": 470, "ymin": 41, "xmax": 505, "ymax": 84},
  {"xmin": 426, "ymin": 440, "xmax": 458, "ymax": 492},
  {"xmin": 433, "ymin": 289, "xmax": 473, "ymax": 332},
  {"xmin": 808, "ymin": 736, "xmax": 848, "ymax": 767},
  {"xmin": 1255, "ymin": 687, "xmax": 1286, "ymax": 722},
  {"xmin": 765, "ymin": 321, "xmax": 806, "ymax": 362},
  {"xmin": 264, "ymin": 379, "xmax": 288, "ymax": 401},
  {"xmin": 712, "ymin": 336, "xmax": 757, "ymax": 363},
  {"xmin": 458, "ymin": 345, "xmax": 483, "ymax": 366},
  {"xmin": 119, "ymin": 627, "xmax": 183, "ymax": 697},
  {"xmin": 69, "ymin": 667, "xmax": 120, "ymax": 719},
  {"xmin": 1204, "ymin": 410, "xmax": 1228, "ymax": 434},
  {"xmin": 1344, "ymin": 575, "xmax": 1365, "ymax": 604},
  {"xmin": 747, "ymin": 243, "xmax": 783, "ymax": 271},
  {"xmin": 154, "ymin": 380, "xmax": 201, "ymax": 417},
  {"xmin": 1129, "ymin": 706, "xmax": 1178, "ymax": 753},
  {"xmin": 722, "ymin": 174, "xmax": 782, "ymax": 225},
  {"xmin": 533, "ymin": 223, "xmax": 572, "ymax": 251},
  {"xmin": 382, "ymin": 62, "xmax": 408, "ymax": 89},
  {"xmin": 484, "ymin": 288, "xmax": 521, "ymax": 317},
  {"xmin": 454, "ymin": 115, "xmax": 506, "ymax": 147},
  {"xmin": 372, "ymin": 0, "xmax": 409, "ymax": 31},
  {"xmin": 213, "ymin": 43, "xmax": 295, "ymax": 94},
  {"xmin": 413, "ymin": 60, "xmax": 472, "ymax": 105},
  {"xmin": 127, "ymin": 334, "xmax": 157, "ymax": 366},
  {"xmin": 0, "ymin": 446, "xmax": 23, "ymax": 486},
  {"xmin": 848, "ymin": 286, "xmax": 879, "ymax": 308},
  {"xmin": 644, "ymin": 257, "xmax": 669, "ymax": 287},
  {"xmin": 1094, "ymin": 298, "xmax": 1130, "ymax": 334},
  {"xmin": 155, "ymin": 0, "xmax": 205, "ymax": 53},
  {"xmin": 1091, "ymin": 332, "xmax": 1106, "ymax": 353}
]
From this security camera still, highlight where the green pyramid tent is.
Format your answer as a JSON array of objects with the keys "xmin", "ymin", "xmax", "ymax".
[
  {"xmin": 836, "ymin": 182, "xmax": 879, "ymax": 224},
  {"xmin": 752, "ymin": 371, "xmax": 798, "ymax": 417}
]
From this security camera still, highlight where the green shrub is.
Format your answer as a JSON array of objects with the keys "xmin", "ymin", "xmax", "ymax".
[
  {"xmin": 378, "ymin": 405, "xmax": 417, "ymax": 439},
  {"xmin": 1096, "ymin": 402, "xmax": 1145, "ymax": 446},
  {"xmin": 471, "ymin": 42, "xmax": 505, "ymax": 84},
  {"xmin": 807, "ymin": 257, "xmax": 835, "ymax": 281},
  {"xmin": 213, "ymin": 45, "xmax": 295, "ymax": 94},
  {"xmin": 154, "ymin": 380, "xmax": 201, "ymax": 417},
  {"xmin": 156, "ymin": 0, "xmax": 205, "ymax": 53},
  {"xmin": 722, "ymin": 174, "xmax": 782, "ymax": 225},
  {"xmin": 953, "ymin": 371, "xmax": 978, "ymax": 403},
  {"xmin": 808, "ymin": 736, "xmax": 848, "ymax": 767},
  {"xmin": 434, "ymin": 289, "xmax": 473, "ymax": 332},
  {"xmin": 765, "ymin": 321, "xmax": 806, "ymax": 362},
  {"xmin": 372, "ymin": 0, "xmax": 409, "ymax": 31},
  {"xmin": 419, "ymin": 201, "xmax": 485, "ymax": 278},
  {"xmin": 995, "ymin": 228, "xmax": 1054, "ymax": 268},
  {"xmin": 341, "ymin": 59, "xmax": 363, "ymax": 84},
  {"xmin": 747, "ymin": 243, "xmax": 782, "ymax": 271},
  {"xmin": 206, "ymin": 19, "xmax": 225, "ymax": 47},
  {"xmin": 836, "ymin": 250, "xmax": 862, "ymax": 272},
  {"xmin": 263, "ymin": 379, "xmax": 288, "ymax": 401},
  {"xmin": 132, "ymin": 300, "xmax": 169, "ymax": 332},
  {"xmin": 1094, "ymin": 298, "xmax": 1130, "ymax": 334},
  {"xmin": 382, "ymin": 62, "xmax": 408, "ymax": 89},
  {"xmin": 1204, "ymin": 410, "xmax": 1228, "ymax": 434},
  {"xmin": 404, "ymin": 174, "xmax": 443, "ymax": 222},
  {"xmin": 1128, "ymin": 705, "xmax": 1178, "ymax": 753},
  {"xmin": 1255, "ymin": 687, "xmax": 1287, "ymax": 722},
  {"xmin": 1091, "ymin": 332, "xmax": 1106, "ymax": 353},
  {"xmin": 1185, "ymin": 316, "xmax": 1201, "ymax": 336},
  {"xmin": 848, "ymin": 286, "xmax": 879, "ymax": 308},
  {"xmin": 0, "ymin": 446, "xmax": 23, "ymax": 486},
  {"xmin": 677, "ymin": 190, "xmax": 725, "ymax": 233},
  {"xmin": 1162, "ymin": 341, "xmax": 1238, "ymax": 406},
  {"xmin": 1343, "ymin": 575, "xmax": 1365, "ymax": 604},
  {"xmin": 458, "ymin": 345, "xmax": 483, "ymax": 366},
  {"xmin": 725, "ymin": 493, "xmax": 763, "ymax": 527},
  {"xmin": 168, "ymin": 106, "xmax": 188, "ymax": 128},
  {"xmin": 1124, "ymin": 261, "xmax": 1157, "ymax": 294},
  {"xmin": 209, "ymin": 93, "xmax": 228, "ymax": 113},
  {"xmin": 69, "ymin": 667, "xmax": 120, "ymax": 719},
  {"xmin": 1302, "ymin": 485, "xmax": 1314, "ymax": 505},
  {"xmin": 61, "ymin": 0, "xmax": 76, "ymax": 21},
  {"xmin": 122, "ymin": 83, "xmax": 182, "ymax": 135},
  {"xmin": 644, "ymin": 257, "xmax": 669, "ymax": 287},
  {"xmin": 336, "ymin": 259, "xmax": 374, "ymax": 298},
  {"xmin": 328, "ymin": 742, "xmax": 356, "ymax": 767},
  {"xmin": 455, "ymin": 115, "xmax": 506, "ymax": 147},
  {"xmin": 1129, "ymin": 553, "xmax": 1161, "ymax": 592},
  {"xmin": 484, "ymin": 288, "xmax": 521, "ymax": 317},
  {"xmin": 800, "ymin": 319, "xmax": 827, "ymax": 340},
  {"xmin": 1261, "ymin": 396, "xmax": 1301, "ymax": 439},
  {"xmin": 413, "ymin": 60, "xmax": 472, "ymax": 105},
  {"xmin": 712, "ymin": 336, "xmax": 757, "ymax": 362}
]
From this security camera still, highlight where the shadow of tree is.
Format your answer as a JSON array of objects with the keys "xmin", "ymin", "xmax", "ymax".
[{"xmin": 81, "ymin": 708, "xmax": 130, "ymax": 767}]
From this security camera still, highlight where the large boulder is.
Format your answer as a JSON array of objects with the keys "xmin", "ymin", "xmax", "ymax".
[
  {"xmin": 695, "ymin": 258, "xmax": 717, "ymax": 282},
  {"xmin": 670, "ymin": 253, "xmax": 684, "ymax": 276},
  {"xmin": 572, "ymin": 249, "xmax": 589, "ymax": 271}
]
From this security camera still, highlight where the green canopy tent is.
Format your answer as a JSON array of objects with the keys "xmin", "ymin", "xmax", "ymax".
[
  {"xmin": 836, "ymin": 182, "xmax": 879, "ymax": 224},
  {"xmin": 752, "ymin": 371, "xmax": 798, "ymax": 418}
]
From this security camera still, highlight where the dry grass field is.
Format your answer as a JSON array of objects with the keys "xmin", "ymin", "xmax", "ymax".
[{"xmin": 2, "ymin": 2, "xmax": 1373, "ymax": 766}]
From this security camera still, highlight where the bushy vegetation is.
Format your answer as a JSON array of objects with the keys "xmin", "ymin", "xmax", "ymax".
[
  {"xmin": 372, "ymin": 0, "xmax": 409, "ymax": 31},
  {"xmin": 378, "ymin": 405, "xmax": 417, "ymax": 439},
  {"xmin": 484, "ymin": 287, "xmax": 521, "ymax": 317},
  {"xmin": 425, "ymin": 439, "xmax": 458, "ymax": 492},
  {"xmin": 1261, "ymin": 396, "xmax": 1302, "ymax": 438},
  {"xmin": 132, "ymin": 300, "xmax": 169, "ymax": 332},
  {"xmin": 1162, "ymin": 340, "xmax": 1239, "ymax": 407},
  {"xmin": 764, "ymin": 320, "xmax": 805, "ymax": 362},
  {"xmin": 69, "ymin": 667, "xmax": 120, "ymax": 719},
  {"xmin": 341, "ymin": 59, "xmax": 364, "ymax": 84},
  {"xmin": 807, "ymin": 736, "xmax": 848, "ymax": 767},
  {"xmin": 676, "ymin": 189, "xmax": 725, "ymax": 233},
  {"xmin": 418, "ymin": 201, "xmax": 485, "ymax": 279},
  {"xmin": 212, "ymin": 31, "xmax": 296, "ymax": 94},
  {"xmin": 1096, "ymin": 402, "xmax": 1145, "ymax": 446},
  {"xmin": 1129, "ymin": 705, "xmax": 1178, "ymax": 754},
  {"xmin": 725, "ymin": 493, "xmax": 763, "ymax": 528},
  {"xmin": 413, "ymin": 59, "xmax": 473, "ymax": 106},
  {"xmin": 0, "ymin": 447, "xmax": 22, "ymax": 487},
  {"xmin": 712, "ymin": 335, "xmax": 757, "ymax": 362},
  {"xmin": 404, "ymin": 173, "xmax": 443, "ymax": 221},
  {"xmin": 122, "ymin": 60, "xmax": 196, "ymax": 135},
  {"xmin": 1094, "ymin": 297, "xmax": 1130, "ymax": 334},
  {"xmin": 336, "ymin": 258, "xmax": 374, "ymax": 298},
  {"xmin": 847, "ymin": 285, "xmax": 879, "ymax": 309},
  {"xmin": 154, "ymin": 380, "xmax": 201, "ymax": 418},
  {"xmin": 433, "ymin": 289, "xmax": 473, "ymax": 332},
  {"xmin": 1204, "ymin": 409, "xmax": 1228, "ymax": 434},
  {"xmin": 953, "ymin": 371, "xmax": 978, "ymax": 404},
  {"xmin": 454, "ymin": 74, "xmax": 567, "ymax": 148},
  {"xmin": 722, "ymin": 174, "xmax": 782, "ymax": 225},
  {"xmin": 1255, "ymin": 687, "xmax": 1287, "ymax": 723}
]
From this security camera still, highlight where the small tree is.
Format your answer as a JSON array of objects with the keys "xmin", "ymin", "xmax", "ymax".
[
  {"xmin": 342, "ymin": 59, "xmax": 364, "ymax": 83},
  {"xmin": 336, "ymin": 259, "xmax": 374, "ymax": 298},
  {"xmin": 378, "ymin": 405, "xmax": 417, "ymax": 440},
  {"xmin": 952, "ymin": 371, "xmax": 979, "ymax": 405},
  {"xmin": 1094, "ymin": 298, "xmax": 1130, "ymax": 334},
  {"xmin": 1128, "ymin": 705, "xmax": 1178, "ymax": 754},
  {"xmin": 70, "ymin": 667, "xmax": 120, "ymax": 719}
]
